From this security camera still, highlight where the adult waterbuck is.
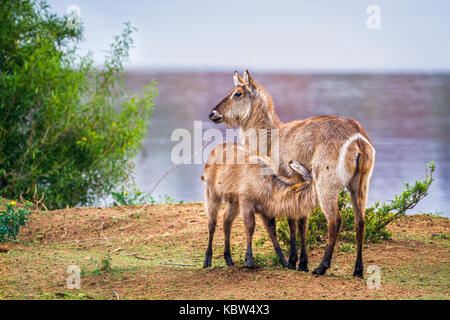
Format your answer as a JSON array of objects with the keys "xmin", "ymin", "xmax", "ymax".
[{"xmin": 208, "ymin": 71, "xmax": 375, "ymax": 277}]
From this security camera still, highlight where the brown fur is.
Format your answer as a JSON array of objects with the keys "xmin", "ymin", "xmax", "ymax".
[
  {"xmin": 202, "ymin": 143, "xmax": 314, "ymax": 269},
  {"xmin": 209, "ymin": 71, "xmax": 375, "ymax": 277}
]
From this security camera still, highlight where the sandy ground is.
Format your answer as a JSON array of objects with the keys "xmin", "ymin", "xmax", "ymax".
[{"xmin": 0, "ymin": 202, "xmax": 449, "ymax": 300}]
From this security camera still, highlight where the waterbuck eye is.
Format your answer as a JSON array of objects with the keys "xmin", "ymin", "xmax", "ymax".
[{"xmin": 234, "ymin": 91, "xmax": 242, "ymax": 97}]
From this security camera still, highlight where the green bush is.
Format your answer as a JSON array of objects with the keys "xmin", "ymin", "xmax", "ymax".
[
  {"xmin": 110, "ymin": 184, "xmax": 177, "ymax": 206},
  {"xmin": 277, "ymin": 162, "xmax": 436, "ymax": 248},
  {"xmin": 111, "ymin": 185, "xmax": 155, "ymax": 206},
  {"xmin": 0, "ymin": 199, "xmax": 32, "ymax": 242},
  {"xmin": 0, "ymin": 0, "xmax": 157, "ymax": 209}
]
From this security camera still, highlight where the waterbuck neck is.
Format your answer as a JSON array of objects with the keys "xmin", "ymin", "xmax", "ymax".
[
  {"xmin": 241, "ymin": 93, "xmax": 282, "ymax": 133},
  {"xmin": 239, "ymin": 93, "xmax": 282, "ymax": 156}
]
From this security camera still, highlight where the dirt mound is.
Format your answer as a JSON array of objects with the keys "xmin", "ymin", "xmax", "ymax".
[{"xmin": 0, "ymin": 203, "xmax": 449, "ymax": 300}]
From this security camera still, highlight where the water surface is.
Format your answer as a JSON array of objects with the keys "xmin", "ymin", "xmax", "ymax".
[{"xmin": 125, "ymin": 72, "xmax": 450, "ymax": 216}]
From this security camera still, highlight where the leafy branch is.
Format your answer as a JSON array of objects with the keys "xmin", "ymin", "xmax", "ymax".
[{"xmin": 277, "ymin": 162, "xmax": 437, "ymax": 247}]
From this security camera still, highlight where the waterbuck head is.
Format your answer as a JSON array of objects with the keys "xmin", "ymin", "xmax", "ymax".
[{"xmin": 209, "ymin": 70, "xmax": 260, "ymax": 127}]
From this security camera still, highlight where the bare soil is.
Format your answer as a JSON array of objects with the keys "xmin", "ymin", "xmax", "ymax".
[{"xmin": 0, "ymin": 203, "xmax": 449, "ymax": 300}]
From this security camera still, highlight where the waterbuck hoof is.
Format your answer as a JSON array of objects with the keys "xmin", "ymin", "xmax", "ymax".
[
  {"xmin": 312, "ymin": 265, "xmax": 327, "ymax": 276},
  {"xmin": 298, "ymin": 264, "xmax": 309, "ymax": 272},
  {"xmin": 203, "ymin": 260, "xmax": 212, "ymax": 268},
  {"xmin": 225, "ymin": 257, "xmax": 235, "ymax": 267},
  {"xmin": 245, "ymin": 255, "xmax": 256, "ymax": 269},
  {"xmin": 288, "ymin": 257, "xmax": 298, "ymax": 269},
  {"xmin": 286, "ymin": 263, "xmax": 296, "ymax": 270},
  {"xmin": 281, "ymin": 260, "xmax": 295, "ymax": 269},
  {"xmin": 353, "ymin": 269, "xmax": 364, "ymax": 278},
  {"xmin": 203, "ymin": 254, "xmax": 212, "ymax": 268}
]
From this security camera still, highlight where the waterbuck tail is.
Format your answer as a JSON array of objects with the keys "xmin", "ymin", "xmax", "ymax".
[
  {"xmin": 344, "ymin": 134, "xmax": 375, "ymax": 278},
  {"xmin": 337, "ymin": 133, "xmax": 375, "ymax": 187}
]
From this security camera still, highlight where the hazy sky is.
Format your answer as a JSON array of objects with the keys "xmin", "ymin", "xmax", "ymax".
[{"xmin": 47, "ymin": 0, "xmax": 450, "ymax": 72}]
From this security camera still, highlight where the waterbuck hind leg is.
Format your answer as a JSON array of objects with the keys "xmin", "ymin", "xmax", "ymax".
[
  {"xmin": 261, "ymin": 215, "xmax": 291, "ymax": 268},
  {"xmin": 297, "ymin": 216, "xmax": 309, "ymax": 272},
  {"xmin": 312, "ymin": 196, "xmax": 341, "ymax": 276},
  {"xmin": 350, "ymin": 188, "xmax": 368, "ymax": 278},
  {"xmin": 203, "ymin": 195, "xmax": 220, "ymax": 268},
  {"xmin": 223, "ymin": 201, "xmax": 239, "ymax": 266},
  {"xmin": 288, "ymin": 219, "xmax": 298, "ymax": 269}
]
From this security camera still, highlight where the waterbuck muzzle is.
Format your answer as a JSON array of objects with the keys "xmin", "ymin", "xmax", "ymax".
[{"xmin": 208, "ymin": 109, "xmax": 223, "ymax": 123}]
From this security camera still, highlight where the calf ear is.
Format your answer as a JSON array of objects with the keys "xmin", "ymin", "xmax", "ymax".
[
  {"xmin": 233, "ymin": 71, "xmax": 245, "ymax": 87},
  {"xmin": 289, "ymin": 161, "xmax": 312, "ymax": 182},
  {"xmin": 251, "ymin": 155, "xmax": 273, "ymax": 167},
  {"xmin": 244, "ymin": 70, "xmax": 257, "ymax": 92}
]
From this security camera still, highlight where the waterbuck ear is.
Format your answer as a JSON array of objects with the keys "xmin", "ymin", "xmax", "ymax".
[
  {"xmin": 289, "ymin": 161, "xmax": 312, "ymax": 183},
  {"xmin": 252, "ymin": 155, "xmax": 273, "ymax": 167},
  {"xmin": 233, "ymin": 71, "xmax": 245, "ymax": 87},
  {"xmin": 251, "ymin": 155, "xmax": 277, "ymax": 175},
  {"xmin": 244, "ymin": 70, "xmax": 257, "ymax": 92}
]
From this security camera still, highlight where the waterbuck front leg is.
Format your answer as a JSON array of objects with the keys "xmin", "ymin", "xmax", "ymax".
[
  {"xmin": 261, "ymin": 215, "xmax": 292, "ymax": 269},
  {"xmin": 297, "ymin": 216, "xmax": 309, "ymax": 272},
  {"xmin": 241, "ymin": 203, "xmax": 256, "ymax": 269}
]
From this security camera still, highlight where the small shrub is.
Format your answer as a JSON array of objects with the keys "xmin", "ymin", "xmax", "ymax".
[
  {"xmin": 160, "ymin": 194, "xmax": 175, "ymax": 204},
  {"xmin": 111, "ymin": 185, "xmax": 154, "ymax": 206},
  {"xmin": 100, "ymin": 254, "xmax": 112, "ymax": 272},
  {"xmin": 254, "ymin": 235, "xmax": 267, "ymax": 248},
  {"xmin": 110, "ymin": 184, "xmax": 178, "ymax": 206},
  {"xmin": 252, "ymin": 252, "xmax": 281, "ymax": 267},
  {"xmin": 431, "ymin": 233, "xmax": 449, "ymax": 240},
  {"xmin": 421, "ymin": 210, "xmax": 444, "ymax": 217},
  {"xmin": 338, "ymin": 242, "xmax": 355, "ymax": 254},
  {"xmin": 277, "ymin": 162, "xmax": 436, "ymax": 248},
  {"xmin": 0, "ymin": 199, "xmax": 32, "ymax": 242},
  {"xmin": 87, "ymin": 253, "xmax": 112, "ymax": 275}
]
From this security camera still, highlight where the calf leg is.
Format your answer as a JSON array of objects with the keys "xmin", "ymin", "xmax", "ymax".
[
  {"xmin": 261, "ymin": 216, "xmax": 292, "ymax": 268},
  {"xmin": 297, "ymin": 216, "xmax": 309, "ymax": 272},
  {"xmin": 223, "ymin": 201, "xmax": 239, "ymax": 266}
]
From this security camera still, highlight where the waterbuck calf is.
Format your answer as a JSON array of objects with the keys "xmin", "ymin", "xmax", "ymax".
[
  {"xmin": 208, "ymin": 71, "xmax": 375, "ymax": 277},
  {"xmin": 202, "ymin": 142, "xmax": 314, "ymax": 269}
]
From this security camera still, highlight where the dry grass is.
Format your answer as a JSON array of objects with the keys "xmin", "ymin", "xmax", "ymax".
[{"xmin": 0, "ymin": 203, "xmax": 449, "ymax": 300}]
